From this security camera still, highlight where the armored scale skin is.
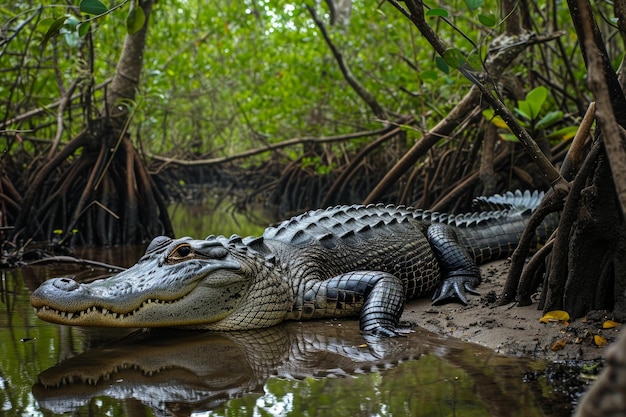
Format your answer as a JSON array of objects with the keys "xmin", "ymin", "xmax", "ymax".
[{"xmin": 31, "ymin": 190, "xmax": 556, "ymax": 336}]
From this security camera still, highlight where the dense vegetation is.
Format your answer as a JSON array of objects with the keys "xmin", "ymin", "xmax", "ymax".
[{"xmin": 1, "ymin": 1, "xmax": 626, "ymax": 321}]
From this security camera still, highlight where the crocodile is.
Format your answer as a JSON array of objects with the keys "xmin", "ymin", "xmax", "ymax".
[{"xmin": 30, "ymin": 190, "xmax": 555, "ymax": 335}]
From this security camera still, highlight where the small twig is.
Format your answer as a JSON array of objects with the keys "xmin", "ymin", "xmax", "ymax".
[{"xmin": 26, "ymin": 255, "xmax": 126, "ymax": 272}]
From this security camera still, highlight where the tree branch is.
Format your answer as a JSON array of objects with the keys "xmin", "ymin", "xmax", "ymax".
[
  {"xmin": 147, "ymin": 126, "xmax": 391, "ymax": 169},
  {"xmin": 372, "ymin": 0, "xmax": 568, "ymax": 205},
  {"xmin": 306, "ymin": 4, "xmax": 387, "ymax": 120}
]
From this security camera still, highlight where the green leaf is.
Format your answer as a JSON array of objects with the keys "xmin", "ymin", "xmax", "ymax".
[
  {"xmin": 126, "ymin": 5, "xmax": 146, "ymax": 35},
  {"xmin": 467, "ymin": 54, "xmax": 482, "ymax": 71},
  {"xmin": 442, "ymin": 48, "xmax": 465, "ymax": 69},
  {"xmin": 435, "ymin": 56, "xmax": 449, "ymax": 74},
  {"xmin": 60, "ymin": 16, "xmax": 80, "ymax": 48},
  {"xmin": 37, "ymin": 17, "xmax": 55, "ymax": 33},
  {"xmin": 465, "ymin": 0, "xmax": 483, "ymax": 12},
  {"xmin": 41, "ymin": 16, "xmax": 68, "ymax": 48},
  {"xmin": 63, "ymin": 15, "xmax": 79, "ymax": 30},
  {"xmin": 62, "ymin": 30, "xmax": 80, "ymax": 48},
  {"xmin": 525, "ymin": 86, "xmax": 548, "ymax": 119},
  {"xmin": 419, "ymin": 69, "xmax": 439, "ymax": 81},
  {"xmin": 80, "ymin": 0, "xmax": 108, "ymax": 15},
  {"xmin": 77, "ymin": 21, "xmax": 91, "ymax": 37},
  {"xmin": 426, "ymin": 8, "xmax": 448, "ymax": 17},
  {"xmin": 535, "ymin": 110, "xmax": 563, "ymax": 130},
  {"xmin": 478, "ymin": 13, "xmax": 496, "ymax": 27},
  {"xmin": 515, "ymin": 103, "xmax": 532, "ymax": 121},
  {"xmin": 546, "ymin": 126, "xmax": 578, "ymax": 141}
]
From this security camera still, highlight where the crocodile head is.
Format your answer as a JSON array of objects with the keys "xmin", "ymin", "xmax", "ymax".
[{"xmin": 30, "ymin": 235, "xmax": 293, "ymax": 330}]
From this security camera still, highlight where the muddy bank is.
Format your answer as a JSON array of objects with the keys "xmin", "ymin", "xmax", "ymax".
[{"xmin": 402, "ymin": 259, "xmax": 623, "ymax": 361}]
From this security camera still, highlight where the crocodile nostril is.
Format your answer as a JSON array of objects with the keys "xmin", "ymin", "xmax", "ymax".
[{"xmin": 52, "ymin": 277, "xmax": 79, "ymax": 291}]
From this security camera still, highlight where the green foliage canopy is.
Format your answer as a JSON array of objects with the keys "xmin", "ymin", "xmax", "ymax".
[{"xmin": 1, "ymin": 0, "xmax": 599, "ymax": 165}]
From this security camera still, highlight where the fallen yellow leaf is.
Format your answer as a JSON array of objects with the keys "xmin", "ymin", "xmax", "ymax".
[
  {"xmin": 594, "ymin": 335, "xmax": 608, "ymax": 347},
  {"xmin": 602, "ymin": 320, "xmax": 621, "ymax": 329},
  {"xmin": 550, "ymin": 339, "xmax": 567, "ymax": 351},
  {"xmin": 540, "ymin": 310, "xmax": 571, "ymax": 323}
]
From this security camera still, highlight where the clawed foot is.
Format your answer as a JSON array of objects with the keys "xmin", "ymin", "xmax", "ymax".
[{"xmin": 431, "ymin": 275, "xmax": 480, "ymax": 305}]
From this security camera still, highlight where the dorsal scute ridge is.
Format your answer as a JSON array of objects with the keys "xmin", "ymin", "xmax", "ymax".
[
  {"xmin": 242, "ymin": 236, "xmax": 262, "ymax": 246},
  {"xmin": 472, "ymin": 189, "xmax": 544, "ymax": 212},
  {"xmin": 229, "ymin": 234, "xmax": 243, "ymax": 244},
  {"xmin": 259, "ymin": 190, "xmax": 541, "ymax": 246}
]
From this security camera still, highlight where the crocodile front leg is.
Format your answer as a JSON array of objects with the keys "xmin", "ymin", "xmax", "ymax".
[
  {"xmin": 299, "ymin": 271, "xmax": 406, "ymax": 336},
  {"xmin": 427, "ymin": 223, "xmax": 481, "ymax": 305}
]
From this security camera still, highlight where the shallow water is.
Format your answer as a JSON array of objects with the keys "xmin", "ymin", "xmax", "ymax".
[{"xmin": 0, "ymin": 201, "xmax": 577, "ymax": 416}]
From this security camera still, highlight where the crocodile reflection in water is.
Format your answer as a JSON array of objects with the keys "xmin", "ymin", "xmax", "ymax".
[
  {"xmin": 34, "ymin": 322, "xmax": 424, "ymax": 415},
  {"xmin": 33, "ymin": 321, "xmax": 571, "ymax": 417}
]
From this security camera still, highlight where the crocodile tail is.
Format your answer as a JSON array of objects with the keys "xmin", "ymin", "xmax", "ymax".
[
  {"xmin": 456, "ymin": 209, "xmax": 558, "ymax": 265},
  {"xmin": 407, "ymin": 190, "xmax": 548, "ymax": 229},
  {"xmin": 444, "ymin": 190, "xmax": 557, "ymax": 265},
  {"xmin": 471, "ymin": 189, "xmax": 545, "ymax": 214}
]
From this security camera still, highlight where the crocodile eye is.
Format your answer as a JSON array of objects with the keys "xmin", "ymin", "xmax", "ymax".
[
  {"xmin": 168, "ymin": 243, "xmax": 193, "ymax": 262},
  {"xmin": 176, "ymin": 245, "xmax": 191, "ymax": 257}
]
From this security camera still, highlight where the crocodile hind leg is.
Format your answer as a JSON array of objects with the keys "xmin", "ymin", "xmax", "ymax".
[
  {"xmin": 427, "ymin": 223, "xmax": 481, "ymax": 305},
  {"xmin": 301, "ymin": 271, "xmax": 406, "ymax": 336}
]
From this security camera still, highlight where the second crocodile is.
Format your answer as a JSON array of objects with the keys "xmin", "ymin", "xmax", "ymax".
[{"xmin": 30, "ymin": 190, "xmax": 555, "ymax": 336}]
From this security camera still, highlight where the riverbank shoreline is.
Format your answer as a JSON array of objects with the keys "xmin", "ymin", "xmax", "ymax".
[{"xmin": 402, "ymin": 259, "xmax": 622, "ymax": 362}]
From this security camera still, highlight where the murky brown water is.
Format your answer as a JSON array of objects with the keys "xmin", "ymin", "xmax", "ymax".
[{"xmin": 0, "ymin": 202, "xmax": 580, "ymax": 416}]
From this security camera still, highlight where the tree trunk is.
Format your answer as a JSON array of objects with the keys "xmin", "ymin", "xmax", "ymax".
[
  {"xmin": 106, "ymin": 0, "xmax": 154, "ymax": 132},
  {"xmin": 11, "ymin": 0, "xmax": 173, "ymax": 246}
]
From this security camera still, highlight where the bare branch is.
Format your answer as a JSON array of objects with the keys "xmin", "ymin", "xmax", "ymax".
[
  {"xmin": 306, "ymin": 4, "xmax": 387, "ymax": 120},
  {"xmin": 147, "ymin": 126, "xmax": 391, "ymax": 169}
]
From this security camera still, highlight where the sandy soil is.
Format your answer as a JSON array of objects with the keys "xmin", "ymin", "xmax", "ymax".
[{"xmin": 401, "ymin": 259, "xmax": 624, "ymax": 361}]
